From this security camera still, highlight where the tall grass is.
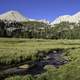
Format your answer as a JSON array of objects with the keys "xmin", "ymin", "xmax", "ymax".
[{"xmin": 0, "ymin": 38, "xmax": 80, "ymax": 65}]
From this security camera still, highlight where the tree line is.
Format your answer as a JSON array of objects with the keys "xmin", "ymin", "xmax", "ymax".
[{"xmin": 0, "ymin": 19, "xmax": 80, "ymax": 39}]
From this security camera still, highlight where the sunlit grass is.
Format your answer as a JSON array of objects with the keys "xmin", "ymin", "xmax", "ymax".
[{"xmin": 0, "ymin": 38, "xmax": 80, "ymax": 65}]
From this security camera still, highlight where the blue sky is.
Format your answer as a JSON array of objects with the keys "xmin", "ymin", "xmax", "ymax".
[{"xmin": 0, "ymin": 0, "xmax": 80, "ymax": 21}]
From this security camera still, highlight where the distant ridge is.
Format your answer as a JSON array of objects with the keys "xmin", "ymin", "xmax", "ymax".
[
  {"xmin": 1, "ymin": 10, "xmax": 80, "ymax": 25},
  {"xmin": 51, "ymin": 12, "xmax": 80, "ymax": 25},
  {"xmin": 0, "ymin": 10, "xmax": 49, "ymax": 24},
  {"xmin": 29, "ymin": 18, "xmax": 49, "ymax": 24}
]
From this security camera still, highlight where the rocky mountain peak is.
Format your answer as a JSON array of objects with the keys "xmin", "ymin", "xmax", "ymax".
[{"xmin": 0, "ymin": 10, "xmax": 28, "ymax": 22}]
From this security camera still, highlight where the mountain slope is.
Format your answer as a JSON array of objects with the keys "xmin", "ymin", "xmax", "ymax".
[
  {"xmin": 51, "ymin": 12, "xmax": 80, "ymax": 25},
  {"xmin": 0, "ymin": 10, "xmax": 28, "ymax": 22},
  {"xmin": 0, "ymin": 10, "xmax": 49, "ymax": 24}
]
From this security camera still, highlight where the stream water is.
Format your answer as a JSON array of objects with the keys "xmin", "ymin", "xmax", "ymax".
[{"xmin": 0, "ymin": 49, "xmax": 68, "ymax": 79}]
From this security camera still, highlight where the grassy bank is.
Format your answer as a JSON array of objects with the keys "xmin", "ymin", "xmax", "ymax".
[{"xmin": 0, "ymin": 38, "xmax": 80, "ymax": 80}]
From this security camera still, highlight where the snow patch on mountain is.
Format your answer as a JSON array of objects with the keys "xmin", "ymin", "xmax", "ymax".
[{"xmin": 51, "ymin": 12, "xmax": 80, "ymax": 25}]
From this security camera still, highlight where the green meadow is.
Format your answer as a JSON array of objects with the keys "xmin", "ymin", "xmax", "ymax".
[
  {"xmin": 0, "ymin": 38, "xmax": 80, "ymax": 65},
  {"xmin": 0, "ymin": 38, "xmax": 80, "ymax": 80}
]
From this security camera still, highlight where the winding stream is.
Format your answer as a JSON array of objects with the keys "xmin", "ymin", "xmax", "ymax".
[{"xmin": 0, "ymin": 49, "xmax": 68, "ymax": 79}]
